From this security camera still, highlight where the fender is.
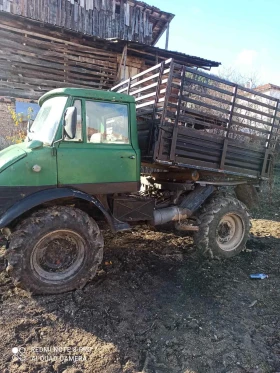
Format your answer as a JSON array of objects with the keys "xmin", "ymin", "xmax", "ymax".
[{"xmin": 0, "ymin": 187, "xmax": 130, "ymax": 232}]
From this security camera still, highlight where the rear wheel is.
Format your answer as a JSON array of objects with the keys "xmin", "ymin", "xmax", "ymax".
[
  {"xmin": 6, "ymin": 206, "xmax": 104, "ymax": 294},
  {"xmin": 194, "ymin": 194, "xmax": 250, "ymax": 259}
]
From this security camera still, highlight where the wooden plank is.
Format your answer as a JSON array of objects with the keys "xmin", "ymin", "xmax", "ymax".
[
  {"xmin": 235, "ymin": 93, "xmax": 277, "ymax": 111},
  {"xmin": 183, "ymin": 97, "xmax": 231, "ymax": 115},
  {"xmin": 173, "ymin": 106, "xmax": 227, "ymax": 125},
  {"xmin": 176, "ymin": 141, "xmax": 222, "ymax": 158},
  {"xmin": 174, "ymin": 148, "xmax": 221, "ymax": 164},
  {"xmin": 175, "ymin": 155, "xmax": 219, "ymax": 169},
  {"xmin": 0, "ymin": 33, "xmax": 117, "ymax": 65},
  {"xmin": 0, "ymin": 66, "xmax": 115, "ymax": 86},
  {"xmin": 230, "ymin": 119, "xmax": 271, "ymax": 135},
  {"xmin": 225, "ymin": 158, "xmax": 261, "ymax": 170},
  {"xmin": 177, "ymin": 125, "xmax": 226, "ymax": 144},
  {"xmin": 0, "ymin": 77, "xmax": 105, "ymax": 90},
  {"xmin": 0, "ymin": 55, "xmax": 115, "ymax": 81},
  {"xmin": 231, "ymin": 111, "xmax": 273, "ymax": 127},
  {"xmin": 226, "ymin": 151, "xmax": 263, "ymax": 165},
  {"xmin": 0, "ymin": 48, "xmax": 116, "ymax": 75},
  {"xmin": 183, "ymin": 77, "xmax": 234, "ymax": 97},
  {"xmin": 234, "ymin": 102, "xmax": 275, "ymax": 119},
  {"xmin": 136, "ymin": 97, "xmax": 165, "ymax": 109},
  {"xmin": 0, "ymin": 34, "xmax": 117, "ymax": 65},
  {"xmin": 0, "ymin": 22, "xmax": 118, "ymax": 57},
  {"xmin": 134, "ymin": 88, "xmax": 166, "ymax": 102},
  {"xmin": 174, "ymin": 155, "xmax": 260, "ymax": 177},
  {"xmin": 179, "ymin": 89, "xmax": 231, "ymax": 107},
  {"xmin": 176, "ymin": 134, "xmax": 224, "ymax": 151},
  {"xmin": 0, "ymin": 88, "xmax": 40, "ymax": 99},
  {"xmin": 228, "ymin": 128, "xmax": 267, "ymax": 143}
]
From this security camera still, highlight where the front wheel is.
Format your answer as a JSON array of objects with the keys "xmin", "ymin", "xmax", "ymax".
[
  {"xmin": 194, "ymin": 194, "xmax": 251, "ymax": 259},
  {"xmin": 6, "ymin": 206, "xmax": 104, "ymax": 294}
]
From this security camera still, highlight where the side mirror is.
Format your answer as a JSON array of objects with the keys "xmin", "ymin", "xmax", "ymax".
[
  {"xmin": 64, "ymin": 107, "xmax": 77, "ymax": 139},
  {"xmin": 27, "ymin": 119, "xmax": 33, "ymax": 133}
]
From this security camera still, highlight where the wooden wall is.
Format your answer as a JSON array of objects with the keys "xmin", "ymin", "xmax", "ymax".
[
  {"xmin": 0, "ymin": 0, "xmax": 173, "ymax": 45},
  {"xmin": 0, "ymin": 15, "xmax": 120, "ymax": 99},
  {"xmin": 0, "ymin": 12, "xmax": 218, "ymax": 101}
]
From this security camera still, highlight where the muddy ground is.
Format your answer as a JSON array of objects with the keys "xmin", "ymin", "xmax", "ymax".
[{"xmin": 0, "ymin": 173, "xmax": 279, "ymax": 373}]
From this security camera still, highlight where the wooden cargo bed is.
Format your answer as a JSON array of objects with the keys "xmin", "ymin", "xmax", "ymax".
[{"xmin": 111, "ymin": 59, "xmax": 280, "ymax": 179}]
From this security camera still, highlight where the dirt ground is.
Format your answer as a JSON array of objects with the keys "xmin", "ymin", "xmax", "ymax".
[{"xmin": 0, "ymin": 173, "xmax": 279, "ymax": 373}]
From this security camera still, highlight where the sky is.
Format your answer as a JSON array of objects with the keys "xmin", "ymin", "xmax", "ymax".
[
  {"xmin": 15, "ymin": 102, "xmax": 39, "ymax": 118},
  {"xmin": 148, "ymin": 0, "xmax": 280, "ymax": 86}
]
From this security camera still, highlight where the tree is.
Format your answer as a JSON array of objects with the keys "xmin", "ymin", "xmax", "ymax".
[
  {"xmin": 216, "ymin": 66, "xmax": 262, "ymax": 89},
  {"xmin": 7, "ymin": 106, "xmax": 33, "ymax": 144}
]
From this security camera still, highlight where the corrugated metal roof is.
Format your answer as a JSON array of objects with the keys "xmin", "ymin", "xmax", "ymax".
[{"xmin": 107, "ymin": 38, "xmax": 221, "ymax": 68}]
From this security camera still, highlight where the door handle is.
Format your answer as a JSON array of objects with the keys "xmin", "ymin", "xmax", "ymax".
[{"xmin": 121, "ymin": 155, "xmax": 136, "ymax": 159}]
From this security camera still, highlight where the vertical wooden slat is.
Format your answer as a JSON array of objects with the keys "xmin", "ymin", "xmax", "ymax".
[
  {"xmin": 139, "ymin": 7, "xmax": 143, "ymax": 43},
  {"xmin": 266, "ymin": 99, "xmax": 280, "ymax": 149},
  {"xmin": 89, "ymin": 8, "xmax": 93, "ymax": 35},
  {"xmin": 170, "ymin": 64, "xmax": 186, "ymax": 161},
  {"xmin": 147, "ymin": 61, "xmax": 166, "ymax": 156},
  {"xmin": 119, "ymin": 0, "xmax": 124, "ymax": 39},
  {"xmin": 220, "ymin": 139, "xmax": 228, "ymax": 169},
  {"xmin": 6, "ymin": 0, "xmax": 11, "ymax": 12},
  {"xmin": 112, "ymin": 0, "xmax": 115, "ymax": 19},
  {"xmin": 226, "ymin": 85, "xmax": 238, "ymax": 138},
  {"xmin": 61, "ymin": 0, "xmax": 66, "ymax": 27},
  {"xmin": 0, "ymin": 0, "xmax": 170, "ymax": 48},
  {"xmin": 153, "ymin": 60, "xmax": 174, "ymax": 160}
]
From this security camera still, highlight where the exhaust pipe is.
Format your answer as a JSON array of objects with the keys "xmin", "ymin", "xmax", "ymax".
[
  {"xmin": 153, "ymin": 206, "xmax": 188, "ymax": 225},
  {"xmin": 153, "ymin": 185, "xmax": 215, "ymax": 226}
]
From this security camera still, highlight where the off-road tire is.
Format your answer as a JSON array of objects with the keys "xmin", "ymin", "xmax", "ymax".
[
  {"xmin": 194, "ymin": 194, "xmax": 251, "ymax": 259},
  {"xmin": 6, "ymin": 206, "xmax": 104, "ymax": 294},
  {"xmin": 234, "ymin": 184, "xmax": 259, "ymax": 209}
]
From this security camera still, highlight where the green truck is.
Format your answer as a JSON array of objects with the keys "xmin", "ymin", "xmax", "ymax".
[{"xmin": 0, "ymin": 59, "xmax": 279, "ymax": 294}]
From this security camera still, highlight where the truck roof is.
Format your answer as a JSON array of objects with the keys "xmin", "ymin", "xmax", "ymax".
[{"xmin": 39, "ymin": 88, "xmax": 135, "ymax": 106}]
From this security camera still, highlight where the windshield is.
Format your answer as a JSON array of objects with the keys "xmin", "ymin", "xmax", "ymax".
[{"xmin": 28, "ymin": 96, "xmax": 68, "ymax": 145}]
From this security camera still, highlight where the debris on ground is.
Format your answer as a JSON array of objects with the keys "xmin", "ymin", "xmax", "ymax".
[{"xmin": 0, "ymin": 173, "xmax": 280, "ymax": 373}]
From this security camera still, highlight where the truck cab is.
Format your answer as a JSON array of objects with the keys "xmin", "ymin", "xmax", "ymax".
[
  {"xmin": 32, "ymin": 88, "xmax": 141, "ymax": 193},
  {"xmin": 0, "ymin": 89, "xmax": 141, "ymax": 222}
]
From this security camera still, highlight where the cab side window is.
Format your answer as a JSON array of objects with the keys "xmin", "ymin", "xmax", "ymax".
[
  {"xmin": 65, "ymin": 100, "xmax": 83, "ymax": 142},
  {"xmin": 86, "ymin": 101, "xmax": 129, "ymax": 144}
]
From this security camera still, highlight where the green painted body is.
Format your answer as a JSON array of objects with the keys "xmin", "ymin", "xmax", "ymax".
[
  {"xmin": 0, "ymin": 88, "xmax": 141, "ymax": 191},
  {"xmin": 0, "ymin": 142, "xmax": 57, "ymax": 187}
]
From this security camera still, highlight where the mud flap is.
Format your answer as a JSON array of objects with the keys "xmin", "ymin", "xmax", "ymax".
[
  {"xmin": 180, "ymin": 185, "xmax": 216, "ymax": 216},
  {"xmin": 234, "ymin": 184, "xmax": 259, "ymax": 209}
]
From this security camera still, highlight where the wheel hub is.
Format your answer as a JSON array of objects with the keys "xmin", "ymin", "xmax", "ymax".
[
  {"xmin": 31, "ymin": 230, "xmax": 86, "ymax": 283},
  {"xmin": 216, "ymin": 213, "xmax": 244, "ymax": 252},
  {"xmin": 39, "ymin": 238, "xmax": 78, "ymax": 272}
]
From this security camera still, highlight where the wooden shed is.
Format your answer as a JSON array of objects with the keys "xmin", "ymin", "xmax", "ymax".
[{"xmin": 0, "ymin": 0, "xmax": 220, "ymax": 127}]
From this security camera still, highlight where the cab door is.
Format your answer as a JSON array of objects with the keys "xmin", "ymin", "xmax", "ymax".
[{"xmin": 57, "ymin": 98, "xmax": 139, "ymax": 195}]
